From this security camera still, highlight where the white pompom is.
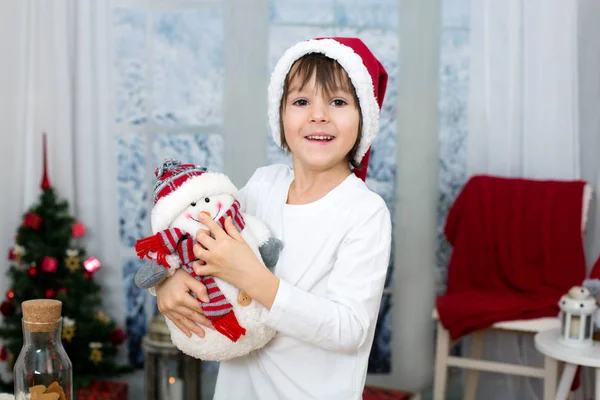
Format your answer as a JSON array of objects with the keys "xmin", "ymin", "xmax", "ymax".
[{"xmin": 569, "ymin": 286, "xmax": 591, "ymax": 300}]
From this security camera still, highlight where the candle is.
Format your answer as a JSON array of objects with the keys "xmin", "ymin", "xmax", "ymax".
[
  {"xmin": 168, "ymin": 377, "xmax": 183, "ymax": 400},
  {"xmin": 570, "ymin": 315, "xmax": 580, "ymax": 339}
]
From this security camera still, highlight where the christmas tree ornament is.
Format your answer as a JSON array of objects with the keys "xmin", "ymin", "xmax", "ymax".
[
  {"xmin": 40, "ymin": 132, "xmax": 51, "ymax": 190},
  {"xmin": 83, "ymin": 256, "xmax": 101, "ymax": 274},
  {"xmin": 6, "ymin": 290, "xmax": 14, "ymax": 300},
  {"xmin": 0, "ymin": 345, "xmax": 7, "ymax": 362},
  {"xmin": 8, "ymin": 244, "xmax": 25, "ymax": 265},
  {"xmin": 45, "ymin": 288, "xmax": 56, "ymax": 299},
  {"xmin": 0, "ymin": 301, "xmax": 15, "ymax": 317},
  {"xmin": 108, "ymin": 328, "xmax": 126, "ymax": 346},
  {"xmin": 65, "ymin": 249, "xmax": 78, "ymax": 257},
  {"xmin": 41, "ymin": 256, "xmax": 58, "ymax": 273},
  {"xmin": 89, "ymin": 343, "xmax": 103, "ymax": 365},
  {"xmin": 28, "ymin": 265, "xmax": 38, "ymax": 277},
  {"xmin": 58, "ymin": 287, "xmax": 67, "ymax": 295},
  {"xmin": 62, "ymin": 318, "xmax": 76, "ymax": 343},
  {"xmin": 71, "ymin": 222, "xmax": 86, "ymax": 238},
  {"xmin": 134, "ymin": 158, "xmax": 282, "ymax": 361},
  {"xmin": 95, "ymin": 311, "xmax": 110, "ymax": 324},
  {"xmin": 23, "ymin": 213, "xmax": 42, "ymax": 230},
  {"xmin": 64, "ymin": 250, "xmax": 80, "ymax": 273}
]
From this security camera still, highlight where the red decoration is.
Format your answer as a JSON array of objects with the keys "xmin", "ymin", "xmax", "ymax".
[
  {"xmin": 72, "ymin": 222, "xmax": 87, "ymax": 238},
  {"xmin": 363, "ymin": 386, "xmax": 413, "ymax": 400},
  {"xmin": 108, "ymin": 328, "xmax": 126, "ymax": 346},
  {"xmin": 58, "ymin": 286, "xmax": 67, "ymax": 295},
  {"xmin": 0, "ymin": 345, "xmax": 7, "ymax": 362},
  {"xmin": 24, "ymin": 213, "xmax": 42, "ymax": 230},
  {"xmin": 28, "ymin": 266, "xmax": 38, "ymax": 277},
  {"xmin": 41, "ymin": 132, "xmax": 51, "ymax": 190},
  {"xmin": 8, "ymin": 248, "xmax": 15, "ymax": 261},
  {"xmin": 0, "ymin": 301, "xmax": 15, "ymax": 317},
  {"xmin": 84, "ymin": 257, "xmax": 102, "ymax": 274},
  {"xmin": 85, "ymin": 271, "xmax": 93, "ymax": 280},
  {"xmin": 6, "ymin": 290, "xmax": 14, "ymax": 300},
  {"xmin": 41, "ymin": 256, "xmax": 58, "ymax": 273},
  {"xmin": 77, "ymin": 380, "xmax": 128, "ymax": 400},
  {"xmin": 45, "ymin": 288, "xmax": 56, "ymax": 299}
]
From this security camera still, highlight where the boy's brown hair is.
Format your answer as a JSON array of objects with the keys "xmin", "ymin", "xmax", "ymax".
[{"xmin": 279, "ymin": 53, "xmax": 363, "ymax": 169}]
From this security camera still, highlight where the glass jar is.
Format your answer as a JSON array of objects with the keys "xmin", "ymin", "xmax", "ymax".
[{"xmin": 13, "ymin": 299, "xmax": 72, "ymax": 400}]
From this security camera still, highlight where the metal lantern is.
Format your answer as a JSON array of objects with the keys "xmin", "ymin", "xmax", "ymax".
[
  {"xmin": 559, "ymin": 286, "xmax": 598, "ymax": 348},
  {"xmin": 142, "ymin": 314, "xmax": 202, "ymax": 400}
]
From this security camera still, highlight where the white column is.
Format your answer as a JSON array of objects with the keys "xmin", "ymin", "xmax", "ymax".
[
  {"xmin": 578, "ymin": 0, "xmax": 600, "ymax": 271},
  {"xmin": 222, "ymin": 0, "xmax": 269, "ymax": 187},
  {"xmin": 392, "ymin": 0, "xmax": 441, "ymax": 391}
]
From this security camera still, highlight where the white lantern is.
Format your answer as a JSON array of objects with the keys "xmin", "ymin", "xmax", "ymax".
[{"xmin": 558, "ymin": 286, "xmax": 597, "ymax": 348}]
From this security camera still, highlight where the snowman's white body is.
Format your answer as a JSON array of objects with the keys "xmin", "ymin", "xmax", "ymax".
[{"xmin": 163, "ymin": 193, "xmax": 277, "ymax": 361}]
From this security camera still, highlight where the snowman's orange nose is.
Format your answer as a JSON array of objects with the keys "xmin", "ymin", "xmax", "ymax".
[{"xmin": 199, "ymin": 211, "xmax": 211, "ymax": 219}]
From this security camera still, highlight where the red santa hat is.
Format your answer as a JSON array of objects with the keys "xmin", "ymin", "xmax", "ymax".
[
  {"xmin": 268, "ymin": 37, "xmax": 388, "ymax": 181},
  {"xmin": 150, "ymin": 159, "xmax": 237, "ymax": 233}
]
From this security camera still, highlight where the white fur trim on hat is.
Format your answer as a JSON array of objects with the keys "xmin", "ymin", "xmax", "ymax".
[
  {"xmin": 268, "ymin": 38, "xmax": 380, "ymax": 164},
  {"xmin": 151, "ymin": 172, "xmax": 238, "ymax": 233}
]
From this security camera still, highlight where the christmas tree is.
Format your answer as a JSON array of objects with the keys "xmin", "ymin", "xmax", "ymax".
[{"xmin": 0, "ymin": 135, "xmax": 131, "ymax": 391}]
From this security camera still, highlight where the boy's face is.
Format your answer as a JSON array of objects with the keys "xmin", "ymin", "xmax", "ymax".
[{"xmin": 281, "ymin": 72, "xmax": 360, "ymax": 174}]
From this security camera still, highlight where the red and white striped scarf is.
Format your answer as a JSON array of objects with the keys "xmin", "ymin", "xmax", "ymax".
[{"xmin": 135, "ymin": 200, "xmax": 247, "ymax": 342}]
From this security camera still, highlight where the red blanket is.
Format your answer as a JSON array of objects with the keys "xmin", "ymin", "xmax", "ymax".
[{"xmin": 436, "ymin": 175, "xmax": 587, "ymax": 340}]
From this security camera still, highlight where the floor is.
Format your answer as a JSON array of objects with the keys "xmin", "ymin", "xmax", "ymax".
[{"xmin": 121, "ymin": 367, "xmax": 465, "ymax": 399}]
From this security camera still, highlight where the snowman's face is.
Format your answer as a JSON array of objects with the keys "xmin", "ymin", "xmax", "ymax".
[{"xmin": 170, "ymin": 193, "xmax": 236, "ymax": 236}]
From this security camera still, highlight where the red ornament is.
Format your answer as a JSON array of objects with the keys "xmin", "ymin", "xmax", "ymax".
[
  {"xmin": 45, "ymin": 288, "xmax": 56, "ymax": 299},
  {"xmin": 24, "ymin": 213, "xmax": 42, "ymax": 230},
  {"xmin": 58, "ymin": 286, "xmax": 67, "ymax": 295},
  {"xmin": 8, "ymin": 248, "xmax": 15, "ymax": 261},
  {"xmin": 84, "ymin": 256, "xmax": 102, "ymax": 274},
  {"xmin": 0, "ymin": 301, "xmax": 15, "ymax": 317},
  {"xmin": 28, "ymin": 266, "xmax": 38, "ymax": 277},
  {"xmin": 108, "ymin": 328, "xmax": 126, "ymax": 346},
  {"xmin": 0, "ymin": 345, "xmax": 7, "ymax": 361},
  {"xmin": 72, "ymin": 222, "xmax": 86, "ymax": 238},
  {"xmin": 6, "ymin": 290, "xmax": 14, "ymax": 300},
  {"xmin": 77, "ymin": 380, "xmax": 128, "ymax": 400},
  {"xmin": 41, "ymin": 256, "xmax": 58, "ymax": 273},
  {"xmin": 41, "ymin": 132, "xmax": 51, "ymax": 190}
]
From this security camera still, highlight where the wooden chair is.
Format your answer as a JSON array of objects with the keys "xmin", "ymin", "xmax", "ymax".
[{"xmin": 432, "ymin": 184, "xmax": 593, "ymax": 400}]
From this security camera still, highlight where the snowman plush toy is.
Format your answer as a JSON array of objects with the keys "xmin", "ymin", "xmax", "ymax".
[{"xmin": 134, "ymin": 159, "xmax": 282, "ymax": 361}]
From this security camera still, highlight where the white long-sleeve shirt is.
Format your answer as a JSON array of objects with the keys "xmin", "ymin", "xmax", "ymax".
[{"xmin": 214, "ymin": 164, "xmax": 392, "ymax": 400}]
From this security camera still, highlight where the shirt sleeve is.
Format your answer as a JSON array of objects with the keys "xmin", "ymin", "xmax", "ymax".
[{"xmin": 261, "ymin": 204, "xmax": 392, "ymax": 352}]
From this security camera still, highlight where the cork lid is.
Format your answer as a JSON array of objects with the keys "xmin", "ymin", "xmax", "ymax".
[{"xmin": 22, "ymin": 299, "xmax": 62, "ymax": 332}]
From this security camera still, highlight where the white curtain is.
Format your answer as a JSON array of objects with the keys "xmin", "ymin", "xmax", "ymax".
[
  {"xmin": 468, "ymin": 0, "xmax": 580, "ymax": 180},
  {"xmin": 466, "ymin": 0, "xmax": 599, "ymax": 399},
  {"xmin": 0, "ymin": 0, "xmax": 126, "ymax": 376}
]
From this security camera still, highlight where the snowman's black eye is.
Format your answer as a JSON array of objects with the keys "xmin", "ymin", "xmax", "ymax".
[
  {"xmin": 205, "ymin": 198, "xmax": 210, "ymax": 203},
  {"xmin": 190, "ymin": 202, "xmax": 197, "ymax": 207}
]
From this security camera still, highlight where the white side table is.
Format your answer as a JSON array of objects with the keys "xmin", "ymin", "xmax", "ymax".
[{"xmin": 535, "ymin": 327, "xmax": 600, "ymax": 400}]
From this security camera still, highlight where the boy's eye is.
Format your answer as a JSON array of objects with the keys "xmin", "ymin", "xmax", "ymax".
[
  {"xmin": 190, "ymin": 202, "xmax": 197, "ymax": 207},
  {"xmin": 292, "ymin": 99, "xmax": 308, "ymax": 106},
  {"xmin": 204, "ymin": 198, "xmax": 210, "ymax": 203},
  {"xmin": 332, "ymin": 99, "xmax": 347, "ymax": 107}
]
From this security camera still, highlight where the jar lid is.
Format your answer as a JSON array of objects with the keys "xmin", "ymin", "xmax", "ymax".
[{"xmin": 21, "ymin": 299, "xmax": 62, "ymax": 332}]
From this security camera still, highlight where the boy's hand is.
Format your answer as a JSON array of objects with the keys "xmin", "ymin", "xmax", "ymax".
[{"xmin": 155, "ymin": 269, "xmax": 213, "ymax": 338}]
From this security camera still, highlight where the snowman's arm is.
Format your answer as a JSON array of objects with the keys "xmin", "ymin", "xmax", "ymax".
[
  {"xmin": 242, "ymin": 214, "xmax": 271, "ymax": 245},
  {"xmin": 243, "ymin": 213, "xmax": 283, "ymax": 270}
]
